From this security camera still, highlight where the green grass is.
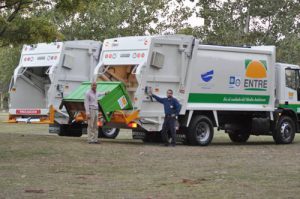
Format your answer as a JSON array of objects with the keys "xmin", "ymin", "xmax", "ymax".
[{"xmin": 0, "ymin": 113, "xmax": 300, "ymax": 198}]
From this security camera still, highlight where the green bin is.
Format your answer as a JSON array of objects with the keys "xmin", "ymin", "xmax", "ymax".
[{"xmin": 62, "ymin": 81, "xmax": 133, "ymax": 122}]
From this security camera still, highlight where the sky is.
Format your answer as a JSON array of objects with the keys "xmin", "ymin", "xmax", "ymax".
[{"xmin": 184, "ymin": 0, "xmax": 204, "ymax": 27}]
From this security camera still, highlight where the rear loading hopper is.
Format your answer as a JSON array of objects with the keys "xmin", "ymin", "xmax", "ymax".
[{"xmin": 61, "ymin": 81, "xmax": 139, "ymax": 127}]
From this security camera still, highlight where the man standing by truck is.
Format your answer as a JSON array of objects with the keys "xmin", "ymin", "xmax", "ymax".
[
  {"xmin": 149, "ymin": 89, "xmax": 181, "ymax": 147},
  {"xmin": 84, "ymin": 82, "xmax": 106, "ymax": 144}
]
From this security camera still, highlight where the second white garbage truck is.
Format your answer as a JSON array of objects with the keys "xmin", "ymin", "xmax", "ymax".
[
  {"xmin": 91, "ymin": 35, "xmax": 299, "ymax": 145},
  {"xmin": 8, "ymin": 40, "xmax": 102, "ymax": 136}
]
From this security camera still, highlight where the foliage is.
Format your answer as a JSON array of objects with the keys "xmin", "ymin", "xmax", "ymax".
[
  {"xmin": 0, "ymin": 46, "xmax": 20, "ymax": 93},
  {"xmin": 0, "ymin": 0, "xmax": 85, "ymax": 46},
  {"xmin": 194, "ymin": 0, "xmax": 300, "ymax": 64},
  {"xmin": 54, "ymin": 0, "xmax": 192, "ymax": 41}
]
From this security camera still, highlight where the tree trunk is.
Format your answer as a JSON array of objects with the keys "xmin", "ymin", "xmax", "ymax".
[
  {"xmin": 244, "ymin": 8, "xmax": 250, "ymax": 34},
  {"xmin": 0, "ymin": 92, "xmax": 3, "ymax": 110}
]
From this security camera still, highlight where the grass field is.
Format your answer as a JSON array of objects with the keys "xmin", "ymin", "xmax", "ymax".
[{"xmin": 0, "ymin": 112, "xmax": 300, "ymax": 199}]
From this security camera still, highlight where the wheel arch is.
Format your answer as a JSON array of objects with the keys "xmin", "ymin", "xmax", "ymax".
[{"xmin": 191, "ymin": 111, "xmax": 217, "ymax": 127}]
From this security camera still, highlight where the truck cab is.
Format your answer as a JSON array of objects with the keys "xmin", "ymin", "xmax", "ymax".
[{"xmin": 276, "ymin": 63, "xmax": 300, "ymax": 109}]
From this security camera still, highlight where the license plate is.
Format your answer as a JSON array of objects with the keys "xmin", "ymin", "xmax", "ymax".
[{"xmin": 16, "ymin": 109, "xmax": 41, "ymax": 115}]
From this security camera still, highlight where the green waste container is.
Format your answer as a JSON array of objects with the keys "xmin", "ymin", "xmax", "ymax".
[{"xmin": 62, "ymin": 81, "xmax": 133, "ymax": 122}]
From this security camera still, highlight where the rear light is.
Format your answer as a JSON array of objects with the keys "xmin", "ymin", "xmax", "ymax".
[
  {"xmin": 128, "ymin": 122, "xmax": 138, "ymax": 128},
  {"xmin": 132, "ymin": 52, "xmax": 145, "ymax": 59},
  {"xmin": 23, "ymin": 57, "xmax": 34, "ymax": 62},
  {"xmin": 104, "ymin": 52, "xmax": 145, "ymax": 59}
]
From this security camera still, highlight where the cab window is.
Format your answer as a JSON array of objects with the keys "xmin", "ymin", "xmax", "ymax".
[{"xmin": 285, "ymin": 69, "xmax": 299, "ymax": 90}]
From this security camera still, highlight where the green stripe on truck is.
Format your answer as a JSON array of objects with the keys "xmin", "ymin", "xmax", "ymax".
[
  {"xmin": 279, "ymin": 104, "xmax": 300, "ymax": 113},
  {"xmin": 188, "ymin": 93, "xmax": 270, "ymax": 104}
]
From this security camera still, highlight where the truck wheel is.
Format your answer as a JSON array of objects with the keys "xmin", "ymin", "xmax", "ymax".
[
  {"xmin": 58, "ymin": 124, "xmax": 83, "ymax": 137},
  {"xmin": 273, "ymin": 116, "xmax": 295, "ymax": 144},
  {"xmin": 187, "ymin": 115, "xmax": 214, "ymax": 146},
  {"xmin": 228, "ymin": 131, "xmax": 250, "ymax": 143},
  {"xmin": 98, "ymin": 127, "xmax": 120, "ymax": 139}
]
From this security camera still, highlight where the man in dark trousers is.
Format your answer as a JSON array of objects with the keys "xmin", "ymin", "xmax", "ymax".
[{"xmin": 149, "ymin": 89, "xmax": 181, "ymax": 147}]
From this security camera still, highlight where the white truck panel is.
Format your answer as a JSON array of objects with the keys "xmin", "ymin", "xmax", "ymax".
[
  {"xmin": 186, "ymin": 45, "xmax": 276, "ymax": 112},
  {"xmin": 20, "ymin": 42, "xmax": 63, "ymax": 67}
]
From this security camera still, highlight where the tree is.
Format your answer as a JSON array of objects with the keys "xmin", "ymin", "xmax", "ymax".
[
  {"xmin": 0, "ymin": 46, "xmax": 21, "ymax": 108},
  {"xmin": 194, "ymin": 0, "xmax": 300, "ymax": 64},
  {"xmin": 53, "ymin": 0, "xmax": 192, "ymax": 41},
  {"xmin": 0, "ymin": 0, "xmax": 85, "ymax": 46}
]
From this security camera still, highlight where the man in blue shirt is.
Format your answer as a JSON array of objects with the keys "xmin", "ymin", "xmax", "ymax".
[{"xmin": 149, "ymin": 89, "xmax": 181, "ymax": 147}]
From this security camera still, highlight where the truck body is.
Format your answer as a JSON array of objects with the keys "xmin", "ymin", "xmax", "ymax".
[
  {"xmin": 91, "ymin": 35, "xmax": 299, "ymax": 145},
  {"xmin": 8, "ymin": 40, "xmax": 102, "ymax": 132}
]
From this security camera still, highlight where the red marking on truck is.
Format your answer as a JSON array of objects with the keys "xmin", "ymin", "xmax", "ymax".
[{"xmin": 16, "ymin": 109, "xmax": 41, "ymax": 115}]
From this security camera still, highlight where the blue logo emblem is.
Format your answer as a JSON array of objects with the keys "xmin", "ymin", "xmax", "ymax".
[
  {"xmin": 201, "ymin": 70, "xmax": 214, "ymax": 82},
  {"xmin": 229, "ymin": 76, "xmax": 241, "ymax": 89},
  {"xmin": 229, "ymin": 76, "xmax": 235, "ymax": 84}
]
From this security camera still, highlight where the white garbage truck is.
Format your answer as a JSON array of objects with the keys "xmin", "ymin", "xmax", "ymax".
[
  {"xmin": 8, "ymin": 40, "xmax": 102, "ymax": 136},
  {"xmin": 91, "ymin": 35, "xmax": 299, "ymax": 145}
]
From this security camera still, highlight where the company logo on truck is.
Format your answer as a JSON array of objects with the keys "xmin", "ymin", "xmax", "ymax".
[
  {"xmin": 201, "ymin": 70, "xmax": 214, "ymax": 82},
  {"xmin": 244, "ymin": 60, "xmax": 267, "ymax": 91},
  {"xmin": 118, "ymin": 95, "xmax": 128, "ymax": 109}
]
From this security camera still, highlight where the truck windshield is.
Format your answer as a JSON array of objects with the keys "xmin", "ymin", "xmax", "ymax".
[
  {"xmin": 285, "ymin": 69, "xmax": 300, "ymax": 100},
  {"xmin": 285, "ymin": 69, "xmax": 299, "ymax": 90}
]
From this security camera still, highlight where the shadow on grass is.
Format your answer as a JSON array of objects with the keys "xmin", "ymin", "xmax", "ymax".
[{"xmin": 99, "ymin": 138, "xmax": 298, "ymax": 147}]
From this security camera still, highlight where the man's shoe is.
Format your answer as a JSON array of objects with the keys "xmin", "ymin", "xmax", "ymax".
[
  {"xmin": 88, "ymin": 141, "xmax": 100, "ymax": 144},
  {"xmin": 164, "ymin": 143, "xmax": 169, "ymax": 147}
]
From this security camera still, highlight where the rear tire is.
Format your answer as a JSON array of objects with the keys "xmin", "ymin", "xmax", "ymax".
[
  {"xmin": 273, "ymin": 116, "xmax": 295, "ymax": 144},
  {"xmin": 187, "ymin": 115, "xmax": 214, "ymax": 146},
  {"xmin": 228, "ymin": 131, "xmax": 250, "ymax": 143},
  {"xmin": 58, "ymin": 124, "xmax": 83, "ymax": 137},
  {"xmin": 98, "ymin": 127, "xmax": 120, "ymax": 139}
]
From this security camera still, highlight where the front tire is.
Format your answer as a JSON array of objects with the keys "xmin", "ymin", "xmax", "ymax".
[
  {"xmin": 228, "ymin": 131, "xmax": 250, "ymax": 143},
  {"xmin": 273, "ymin": 116, "xmax": 295, "ymax": 144},
  {"xmin": 98, "ymin": 127, "xmax": 120, "ymax": 139},
  {"xmin": 187, "ymin": 115, "xmax": 214, "ymax": 146}
]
